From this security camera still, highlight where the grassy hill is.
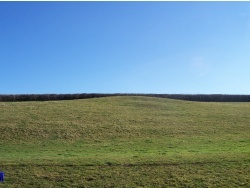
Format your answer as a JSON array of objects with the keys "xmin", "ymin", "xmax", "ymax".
[{"xmin": 0, "ymin": 96, "xmax": 249, "ymax": 187}]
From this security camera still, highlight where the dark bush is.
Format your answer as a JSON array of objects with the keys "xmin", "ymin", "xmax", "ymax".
[{"xmin": 0, "ymin": 93, "xmax": 249, "ymax": 102}]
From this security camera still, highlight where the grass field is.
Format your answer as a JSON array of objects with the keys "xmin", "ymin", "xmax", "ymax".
[{"xmin": 0, "ymin": 96, "xmax": 249, "ymax": 187}]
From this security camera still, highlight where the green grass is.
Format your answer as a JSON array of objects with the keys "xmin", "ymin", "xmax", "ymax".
[{"xmin": 0, "ymin": 96, "xmax": 249, "ymax": 187}]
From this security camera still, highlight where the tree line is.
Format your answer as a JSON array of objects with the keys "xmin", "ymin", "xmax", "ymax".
[{"xmin": 0, "ymin": 93, "xmax": 250, "ymax": 102}]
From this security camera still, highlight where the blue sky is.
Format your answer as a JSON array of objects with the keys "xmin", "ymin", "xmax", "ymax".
[{"xmin": 1, "ymin": 2, "xmax": 250, "ymax": 94}]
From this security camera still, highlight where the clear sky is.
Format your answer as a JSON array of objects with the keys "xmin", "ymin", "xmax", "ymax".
[{"xmin": 1, "ymin": 2, "xmax": 250, "ymax": 94}]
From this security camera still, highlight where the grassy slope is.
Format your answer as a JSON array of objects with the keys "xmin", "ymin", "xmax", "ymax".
[{"xmin": 0, "ymin": 96, "xmax": 249, "ymax": 187}]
